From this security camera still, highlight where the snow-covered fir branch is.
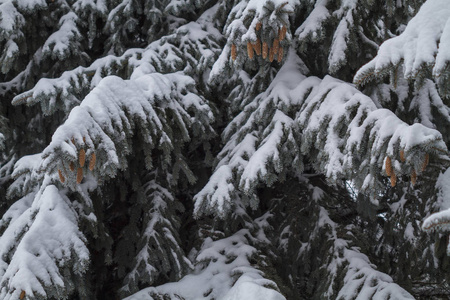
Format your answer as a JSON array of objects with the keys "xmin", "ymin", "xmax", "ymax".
[{"xmin": 1, "ymin": 0, "xmax": 450, "ymax": 299}]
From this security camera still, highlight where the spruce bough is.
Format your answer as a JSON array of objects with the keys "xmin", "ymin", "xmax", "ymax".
[{"xmin": 1, "ymin": 0, "xmax": 450, "ymax": 299}]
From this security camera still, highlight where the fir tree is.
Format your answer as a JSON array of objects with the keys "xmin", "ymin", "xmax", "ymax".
[{"xmin": 1, "ymin": 0, "xmax": 450, "ymax": 299}]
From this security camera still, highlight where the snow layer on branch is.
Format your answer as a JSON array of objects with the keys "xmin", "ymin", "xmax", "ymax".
[
  {"xmin": 72, "ymin": 0, "xmax": 107, "ymax": 14},
  {"xmin": 42, "ymin": 71, "xmax": 213, "ymax": 187},
  {"xmin": 124, "ymin": 230, "xmax": 285, "ymax": 300},
  {"xmin": 327, "ymin": 0, "xmax": 357, "ymax": 74},
  {"xmin": 194, "ymin": 165, "xmax": 236, "ymax": 218},
  {"xmin": 0, "ymin": 184, "xmax": 88, "ymax": 300},
  {"xmin": 13, "ymin": 0, "xmax": 46, "ymax": 12},
  {"xmin": 0, "ymin": 1, "xmax": 24, "ymax": 37},
  {"xmin": 239, "ymin": 109, "xmax": 293, "ymax": 191},
  {"xmin": 119, "ymin": 178, "xmax": 193, "ymax": 296},
  {"xmin": 195, "ymin": 51, "xmax": 310, "ymax": 217},
  {"xmin": 42, "ymin": 12, "xmax": 82, "ymax": 61},
  {"xmin": 222, "ymin": 274, "xmax": 285, "ymax": 300},
  {"xmin": 422, "ymin": 167, "xmax": 450, "ymax": 234},
  {"xmin": 10, "ymin": 18, "xmax": 221, "ymax": 115},
  {"xmin": 435, "ymin": 167, "xmax": 450, "ymax": 211},
  {"xmin": 422, "ymin": 208, "xmax": 450, "ymax": 232},
  {"xmin": 298, "ymin": 75, "xmax": 446, "ymax": 191},
  {"xmin": 213, "ymin": 0, "xmax": 297, "ymax": 72},
  {"xmin": 295, "ymin": 0, "xmax": 329, "ymax": 41},
  {"xmin": 9, "ymin": 46, "xmax": 142, "ymax": 106},
  {"xmin": 0, "ymin": 0, "xmax": 50, "ymax": 75},
  {"xmin": 11, "ymin": 49, "xmax": 145, "ymax": 113},
  {"xmin": 354, "ymin": 0, "xmax": 450, "ymax": 97},
  {"xmin": 410, "ymin": 79, "xmax": 450, "ymax": 129},
  {"xmin": 239, "ymin": 0, "xmax": 298, "ymax": 39},
  {"xmin": 337, "ymin": 249, "xmax": 416, "ymax": 300},
  {"xmin": 0, "ymin": 0, "xmax": 23, "ymax": 74},
  {"xmin": 368, "ymin": 69, "xmax": 450, "ymax": 146},
  {"xmin": 0, "ymin": 132, "xmax": 4, "ymax": 150},
  {"xmin": 316, "ymin": 207, "xmax": 415, "ymax": 300},
  {"xmin": 165, "ymin": 0, "xmax": 204, "ymax": 16},
  {"xmin": 7, "ymin": 153, "xmax": 43, "ymax": 199},
  {"xmin": 0, "ymin": 193, "xmax": 33, "ymax": 241},
  {"xmin": 226, "ymin": 0, "xmax": 299, "ymax": 38},
  {"xmin": 197, "ymin": 51, "xmax": 446, "ymax": 217}
]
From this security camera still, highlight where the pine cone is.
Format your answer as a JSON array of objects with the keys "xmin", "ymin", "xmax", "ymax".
[
  {"xmin": 273, "ymin": 38, "xmax": 279, "ymax": 54},
  {"xmin": 79, "ymin": 149, "xmax": 86, "ymax": 167},
  {"xmin": 89, "ymin": 152, "xmax": 96, "ymax": 171},
  {"xmin": 69, "ymin": 161, "xmax": 75, "ymax": 171},
  {"xmin": 247, "ymin": 42, "xmax": 254, "ymax": 59},
  {"xmin": 390, "ymin": 173, "xmax": 397, "ymax": 187},
  {"xmin": 385, "ymin": 156, "xmax": 393, "ymax": 176},
  {"xmin": 277, "ymin": 47, "xmax": 284, "ymax": 62},
  {"xmin": 269, "ymin": 46, "xmax": 275, "ymax": 62},
  {"xmin": 262, "ymin": 42, "xmax": 268, "ymax": 59},
  {"xmin": 253, "ymin": 39, "xmax": 261, "ymax": 56},
  {"xmin": 256, "ymin": 22, "xmax": 262, "ymax": 31},
  {"xmin": 58, "ymin": 169, "xmax": 65, "ymax": 183},
  {"xmin": 77, "ymin": 168, "xmax": 83, "ymax": 184},
  {"xmin": 20, "ymin": 291, "xmax": 25, "ymax": 300},
  {"xmin": 231, "ymin": 44, "xmax": 237, "ymax": 61}
]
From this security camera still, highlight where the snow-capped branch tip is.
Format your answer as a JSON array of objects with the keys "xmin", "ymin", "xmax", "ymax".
[
  {"xmin": 423, "ymin": 219, "xmax": 450, "ymax": 232},
  {"xmin": 227, "ymin": 0, "xmax": 296, "ymax": 65},
  {"xmin": 422, "ymin": 209, "xmax": 450, "ymax": 255},
  {"xmin": 354, "ymin": 0, "xmax": 450, "ymax": 98}
]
